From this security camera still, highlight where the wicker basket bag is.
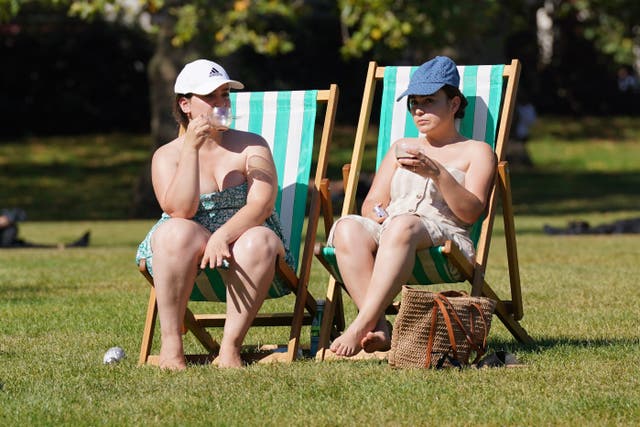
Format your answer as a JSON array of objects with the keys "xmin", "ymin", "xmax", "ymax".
[{"xmin": 389, "ymin": 287, "xmax": 497, "ymax": 369}]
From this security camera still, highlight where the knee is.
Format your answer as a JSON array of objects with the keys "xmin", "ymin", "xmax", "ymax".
[
  {"xmin": 153, "ymin": 219, "xmax": 206, "ymax": 257},
  {"xmin": 234, "ymin": 227, "xmax": 282, "ymax": 263},
  {"xmin": 381, "ymin": 216, "xmax": 422, "ymax": 246},
  {"xmin": 332, "ymin": 219, "xmax": 365, "ymax": 249}
]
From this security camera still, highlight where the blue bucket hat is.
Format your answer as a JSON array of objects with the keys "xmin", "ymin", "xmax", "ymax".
[{"xmin": 396, "ymin": 56, "xmax": 460, "ymax": 101}]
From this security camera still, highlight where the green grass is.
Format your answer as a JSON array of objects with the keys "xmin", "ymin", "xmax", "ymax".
[
  {"xmin": 1, "ymin": 116, "xmax": 640, "ymax": 425},
  {"xmin": 510, "ymin": 116, "xmax": 640, "ymax": 217},
  {"xmin": 0, "ymin": 134, "xmax": 151, "ymax": 220}
]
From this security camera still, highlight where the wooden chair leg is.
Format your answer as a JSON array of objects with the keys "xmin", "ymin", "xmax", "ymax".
[
  {"xmin": 498, "ymin": 162, "xmax": 524, "ymax": 320},
  {"xmin": 312, "ymin": 271, "xmax": 353, "ymax": 361},
  {"xmin": 443, "ymin": 240, "xmax": 533, "ymax": 344},
  {"xmin": 316, "ymin": 277, "xmax": 340, "ymax": 360},
  {"xmin": 183, "ymin": 308, "xmax": 220, "ymax": 354},
  {"xmin": 285, "ymin": 281, "xmax": 310, "ymax": 362},
  {"xmin": 138, "ymin": 286, "xmax": 158, "ymax": 365},
  {"xmin": 481, "ymin": 283, "xmax": 534, "ymax": 344}
]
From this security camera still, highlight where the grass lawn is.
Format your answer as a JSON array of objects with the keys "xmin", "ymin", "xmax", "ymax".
[{"xmin": 1, "ymin": 116, "xmax": 639, "ymax": 425}]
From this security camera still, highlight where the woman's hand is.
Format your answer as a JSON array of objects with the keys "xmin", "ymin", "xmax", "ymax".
[
  {"xmin": 183, "ymin": 115, "xmax": 212, "ymax": 151},
  {"xmin": 200, "ymin": 231, "xmax": 232, "ymax": 270},
  {"xmin": 397, "ymin": 148, "xmax": 441, "ymax": 179},
  {"xmin": 371, "ymin": 203, "xmax": 388, "ymax": 224}
]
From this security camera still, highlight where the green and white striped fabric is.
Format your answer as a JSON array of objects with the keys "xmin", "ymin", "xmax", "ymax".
[
  {"xmin": 377, "ymin": 65, "xmax": 505, "ymax": 166},
  {"xmin": 386, "ymin": 65, "xmax": 504, "ymax": 284},
  {"xmin": 322, "ymin": 64, "xmax": 505, "ymax": 285},
  {"xmin": 191, "ymin": 90, "xmax": 318, "ymax": 302}
]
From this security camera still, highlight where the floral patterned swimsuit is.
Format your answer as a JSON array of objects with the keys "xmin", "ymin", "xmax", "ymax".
[{"xmin": 135, "ymin": 182, "xmax": 294, "ymax": 276}]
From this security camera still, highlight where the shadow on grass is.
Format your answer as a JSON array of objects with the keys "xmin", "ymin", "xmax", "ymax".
[
  {"xmin": 0, "ymin": 160, "xmax": 144, "ymax": 220},
  {"xmin": 490, "ymin": 336, "xmax": 638, "ymax": 354}
]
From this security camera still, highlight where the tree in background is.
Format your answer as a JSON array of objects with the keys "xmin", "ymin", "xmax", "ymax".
[{"xmin": 2, "ymin": 0, "xmax": 639, "ymax": 216}]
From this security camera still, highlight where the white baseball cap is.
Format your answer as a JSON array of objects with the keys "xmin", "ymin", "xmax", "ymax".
[{"xmin": 174, "ymin": 59, "xmax": 244, "ymax": 95}]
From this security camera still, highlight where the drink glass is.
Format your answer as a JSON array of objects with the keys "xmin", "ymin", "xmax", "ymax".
[
  {"xmin": 210, "ymin": 106, "xmax": 231, "ymax": 130},
  {"xmin": 395, "ymin": 140, "xmax": 419, "ymax": 159}
]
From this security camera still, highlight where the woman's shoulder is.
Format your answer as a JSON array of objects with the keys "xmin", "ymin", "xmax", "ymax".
[
  {"xmin": 444, "ymin": 138, "xmax": 494, "ymax": 172},
  {"xmin": 153, "ymin": 136, "xmax": 182, "ymax": 160},
  {"xmin": 463, "ymin": 138, "xmax": 494, "ymax": 156},
  {"xmin": 462, "ymin": 139, "xmax": 496, "ymax": 172}
]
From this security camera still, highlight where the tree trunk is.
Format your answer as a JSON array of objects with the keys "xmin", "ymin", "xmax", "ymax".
[{"xmin": 131, "ymin": 13, "xmax": 184, "ymax": 218}]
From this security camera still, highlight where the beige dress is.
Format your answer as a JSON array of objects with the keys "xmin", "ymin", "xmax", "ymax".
[{"xmin": 327, "ymin": 166, "xmax": 475, "ymax": 263}]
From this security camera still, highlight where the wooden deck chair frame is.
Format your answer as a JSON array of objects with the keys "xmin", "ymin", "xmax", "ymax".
[
  {"xmin": 314, "ymin": 60, "xmax": 533, "ymax": 360},
  {"xmin": 139, "ymin": 84, "xmax": 341, "ymax": 365}
]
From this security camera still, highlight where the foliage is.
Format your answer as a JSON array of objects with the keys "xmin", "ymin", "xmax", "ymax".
[
  {"xmin": 2, "ymin": 0, "xmax": 640, "ymax": 68},
  {"xmin": 3, "ymin": 0, "xmax": 640, "ymax": 125},
  {"xmin": 210, "ymin": 0, "xmax": 298, "ymax": 56},
  {"xmin": 0, "ymin": 0, "xmax": 303, "ymax": 60},
  {"xmin": 556, "ymin": 0, "xmax": 640, "ymax": 65},
  {"xmin": 13, "ymin": 0, "xmax": 305, "ymax": 57},
  {"xmin": 0, "ymin": 0, "xmax": 17, "ymax": 22},
  {"xmin": 337, "ymin": 0, "xmax": 502, "ymax": 60}
]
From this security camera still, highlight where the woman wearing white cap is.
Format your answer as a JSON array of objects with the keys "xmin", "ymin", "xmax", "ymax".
[
  {"xmin": 326, "ymin": 56, "xmax": 496, "ymax": 357},
  {"xmin": 136, "ymin": 59, "xmax": 294, "ymax": 369}
]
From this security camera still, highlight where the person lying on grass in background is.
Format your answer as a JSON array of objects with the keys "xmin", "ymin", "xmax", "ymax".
[{"xmin": 0, "ymin": 207, "xmax": 90, "ymax": 248}]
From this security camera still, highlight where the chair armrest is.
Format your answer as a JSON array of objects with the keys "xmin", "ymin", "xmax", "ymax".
[
  {"xmin": 342, "ymin": 163, "xmax": 351, "ymax": 185},
  {"xmin": 319, "ymin": 178, "xmax": 334, "ymax": 236},
  {"xmin": 138, "ymin": 258, "xmax": 154, "ymax": 285}
]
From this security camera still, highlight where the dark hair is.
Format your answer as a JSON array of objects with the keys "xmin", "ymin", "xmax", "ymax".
[
  {"xmin": 172, "ymin": 93, "xmax": 192, "ymax": 129},
  {"xmin": 407, "ymin": 85, "xmax": 468, "ymax": 119}
]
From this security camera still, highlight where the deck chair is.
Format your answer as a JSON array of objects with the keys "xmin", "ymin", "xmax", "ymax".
[
  {"xmin": 314, "ymin": 60, "xmax": 533, "ymax": 360},
  {"xmin": 139, "ymin": 85, "xmax": 340, "ymax": 365}
]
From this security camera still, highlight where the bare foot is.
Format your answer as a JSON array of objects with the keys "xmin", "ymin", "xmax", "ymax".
[
  {"xmin": 361, "ymin": 329, "xmax": 391, "ymax": 353},
  {"xmin": 159, "ymin": 337, "xmax": 187, "ymax": 370},
  {"xmin": 213, "ymin": 347, "xmax": 245, "ymax": 368},
  {"xmin": 329, "ymin": 325, "xmax": 366, "ymax": 357},
  {"xmin": 159, "ymin": 356, "xmax": 187, "ymax": 371}
]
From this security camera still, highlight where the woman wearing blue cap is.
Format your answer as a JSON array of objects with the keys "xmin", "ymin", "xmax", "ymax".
[
  {"xmin": 326, "ymin": 56, "xmax": 496, "ymax": 357},
  {"xmin": 136, "ymin": 59, "xmax": 294, "ymax": 369}
]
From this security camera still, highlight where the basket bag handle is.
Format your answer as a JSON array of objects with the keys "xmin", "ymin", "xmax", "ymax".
[{"xmin": 424, "ymin": 292, "xmax": 490, "ymax": 368}]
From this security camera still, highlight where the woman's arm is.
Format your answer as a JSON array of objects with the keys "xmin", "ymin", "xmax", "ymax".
[
  {"xmin": 200, "ymin": 137, "xmax": 278, "ymax": 269},
  {"xmin": 428, "ymin": 141, "xmax": 496, "ymax": 224},
  {"xmin": 152, "ymin": 116, "xmax": 211, "ymax": 218},
  {"xmin": 361, "ymin": 146, "xmax": 398, "ymax": 222}
]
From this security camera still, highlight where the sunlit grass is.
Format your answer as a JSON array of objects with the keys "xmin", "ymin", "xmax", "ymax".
[
  {"xmin": 1, "ymin": 116, "xmax": 640, "ymax": 425},
  {"xmin": 2, "ymin": 116, "xmax": 639, "ymax": 220},
  {"xmin": 1, "ymin": 217, "xmax": 639, "ymax": 426}
]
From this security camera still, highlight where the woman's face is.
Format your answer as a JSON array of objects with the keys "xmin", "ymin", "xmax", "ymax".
[
  {"xmin": 408, "ymin": 90, "xmax": 459, "ymax": 132},
  {"xmin": 181, "ymin": 84, "xmax": 231, "ymax": 119}
]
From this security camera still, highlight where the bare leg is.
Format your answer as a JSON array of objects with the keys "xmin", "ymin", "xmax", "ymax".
[
  {"xmin": 331, "ymin": 215, "xmax": 432, "ymax": 356},
  {"xmin": 214, "ymin": 226, "xmax": 284, "ymax": 368},
  {"xmin": 328, "ymin": 219, "xmax": 377, "ymax": 356},
  {"xmin": 361, "ymin": 317, "xmax": 392, "ymax": 353},
  {"xmin": 151, "ymin": 219, "xmax": 209, "ymax": 370}
]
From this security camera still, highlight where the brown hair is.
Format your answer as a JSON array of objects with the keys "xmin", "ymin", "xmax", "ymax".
[
  {"xmin": 442, "ymin": 85, "xmax": 467, "ymax": 119},
  {"xmin": 172, "ymin": 94, "xmax": 192, "ymax": 129}
]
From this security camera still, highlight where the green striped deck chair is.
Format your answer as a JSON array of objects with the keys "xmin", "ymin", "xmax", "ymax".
[
  {"xmin": 139, "ymin": 85, "xmax": 340, "ymax": 365},
  {"xmin": 314, "ymin": 61, "xmax": 532, "ymax": 359}
]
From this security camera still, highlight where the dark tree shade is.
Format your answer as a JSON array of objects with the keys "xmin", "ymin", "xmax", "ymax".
[{"xmin": 0, "ymin": 4, "xmax": 153, "ymax": 138}]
